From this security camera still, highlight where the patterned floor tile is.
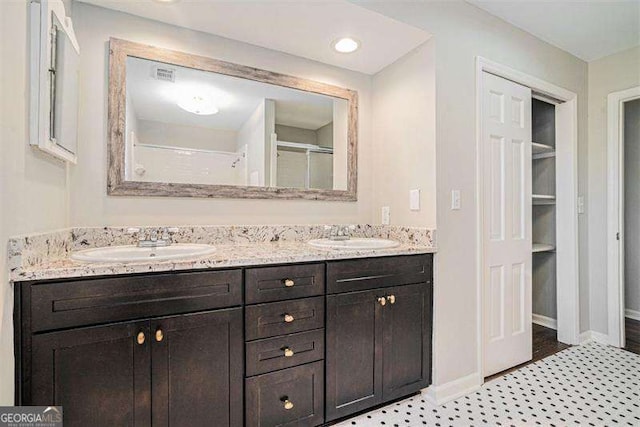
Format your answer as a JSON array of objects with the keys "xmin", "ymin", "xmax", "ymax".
[{"xmin": 334, "ymin": 343, "xmax": 640, "ymax": 427}]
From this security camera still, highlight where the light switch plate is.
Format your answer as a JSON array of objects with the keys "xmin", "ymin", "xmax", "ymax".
[
  {"xmin": 451, "ymin": 190, "xmax": 461, "ymax": 210},
  {"xmin": 409, "ymin": 189, "xmax": 420, "ymax": 211},
  {"xmin": 382, "ymin": 206, "xmax": 390, "ymax": 225}
]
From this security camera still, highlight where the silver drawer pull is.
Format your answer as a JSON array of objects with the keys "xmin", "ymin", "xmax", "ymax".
[
  {"xmin": 283, "ymin": 314, "xmax": 295, "ymax": 323},
  {"xmin": 283, "ymin": 347, "xmax": 294, "ymax": 357},
  {"xmin": 283, "ymin": 279, "xmax": 295, "ymax": 287}
]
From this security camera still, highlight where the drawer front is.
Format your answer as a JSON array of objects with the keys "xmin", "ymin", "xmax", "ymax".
[
  {"xmin": 30, "ymin": 270, "xmax": 242, "ymax": 332},
  {"xmin": 245, "ymin": 263, "xmax": 324, "ymax": 304},
  {"xmin": 327, "ymin": 254, "xmax": 432, "ymax": 294},
  {"xmin": 245, "ymin": 297, "xmax": 324, "ymax": 341},
  {"xmin": 246, "ymin": 361, "xmax": 324, "ymax": 427},
  {"xmin": 246, "ymin": 329, "xmax": 324, "ymax": 377}
]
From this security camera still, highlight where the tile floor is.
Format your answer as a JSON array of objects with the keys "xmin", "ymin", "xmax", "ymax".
[{"xmin": 333, "ymin": 342, "xmax": 640, "ymax": 427}]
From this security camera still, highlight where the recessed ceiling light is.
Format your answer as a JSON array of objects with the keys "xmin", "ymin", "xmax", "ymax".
[
  {"xmin": 177, "ymin": 94, "xmax": 219, "ymax": 116},
  {"xmin": 332, "ymin": 37, "xmax": 360, "ymax": 54}
]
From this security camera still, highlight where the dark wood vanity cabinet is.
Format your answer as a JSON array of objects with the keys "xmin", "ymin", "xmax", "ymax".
[
  {"xmin": 244, "ymin": 263, "xmax": 326, "ymax": 427},
  {"xmin": 150, "ymin": 309, "xmax": 243, "ymax": 427},
  {"xmin": 325, "ymin": 256, "xmax": 433, "ymax": 422},
  {"xmin": 15, "ymin": 254, "xmax": 433, "ymax": 427},
  {"xmin": 30, "ymin": 320, "xmax": 151, "ymax": 427},
  {"xmin": 16, "ymin": 270, "xmax": 244, "ymax": 427}
]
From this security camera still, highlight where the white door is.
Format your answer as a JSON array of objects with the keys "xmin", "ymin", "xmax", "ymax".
[{"xmin": 482, "ymin": 72, "xmax": 532, "ymax": 377}]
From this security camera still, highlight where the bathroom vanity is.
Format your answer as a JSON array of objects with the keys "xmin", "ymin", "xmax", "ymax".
[{"xmin": 14, "ymin": 253, "xmax": 433, "ymax": 427}]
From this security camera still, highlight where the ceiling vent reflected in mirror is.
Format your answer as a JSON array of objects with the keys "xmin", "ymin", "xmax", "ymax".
[{"xmin": 152, "ymin": 65, "xmax": 175, "ymax": 83}]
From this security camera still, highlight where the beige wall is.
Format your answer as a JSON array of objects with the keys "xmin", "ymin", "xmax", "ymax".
[
  {"xmin": 587, "ymin": 46, "xmax": 640, "ymax": 334},
  {"xmin": 71, "ymin": 3, "xmax": 374, "ymax": 227},
  {"xmin": 372, "ymin": 40, "xmax": 436, "ymax": 227},
  {"xmin": 0, "ymin": 1, "xmax": 70, "ymax": 404},
  {"xmin": 358, "ymin": 1, "xmax": 589, "ymax": 386}
]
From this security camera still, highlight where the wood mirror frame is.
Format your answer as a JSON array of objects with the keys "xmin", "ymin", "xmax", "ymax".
[{"xmin": 107, "ymin": 38, "xmax": 358, "ymax": 201}]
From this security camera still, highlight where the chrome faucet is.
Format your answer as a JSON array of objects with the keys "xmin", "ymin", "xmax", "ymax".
[
  {"xmin": 325, "ymin": 225, "xmax": 356, "ymax": 241},
  {"xmin": 127, "ymin": 227, "xmax": 179, "ymax": 248}
]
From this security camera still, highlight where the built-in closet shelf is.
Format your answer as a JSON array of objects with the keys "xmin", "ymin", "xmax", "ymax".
[
  {"xmin": 277, "ymin": 140, "xmax": 333, "ymax": 154},
  {"xmin": 532, "ymin": 243, "xmax": 555, "ymax": 253},
  {"xmin": 532, "ymin": 142, "xmax": 556, "ymax": 160},
  {"xmin": 532, "ymin": 194, "xmax": 556, "ymax": 205},
  {"xmin": 532, "ymin": 142, "xmax": 554, "ymax": 154}
]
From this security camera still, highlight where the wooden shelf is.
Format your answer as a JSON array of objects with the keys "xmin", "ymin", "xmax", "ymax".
[
  {"xmin": 532, "ymin": 194, "xmax": 556, "ymax": 205},
  {"xmin": 532, "ymin": 142, "xmax": 556, "ymax": 160},
  {"xmin": 532, "ymin": 243, "xmax": 555, "ymax": 253},
  {"xmin": 532, "ymin": 142, "xmax": 554, "ymax": 154}
]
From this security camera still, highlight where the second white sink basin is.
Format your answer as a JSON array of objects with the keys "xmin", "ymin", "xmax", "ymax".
[
  {"xmin": 307, "ymin": 238, "xmax": 400, "ymax": 250},
  {"xmin": 71, "ymin": 244, "xmax": 217, "ymax": 263}
]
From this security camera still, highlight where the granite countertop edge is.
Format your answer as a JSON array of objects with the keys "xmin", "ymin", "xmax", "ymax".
[{"xmin": 11, "ymin": 241, "xmax": 436, "ymax": 283}]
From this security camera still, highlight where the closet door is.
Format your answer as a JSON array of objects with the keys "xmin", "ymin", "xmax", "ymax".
[{"xmin": 482, "ymin": 72, "xmax": 532, "ymax": 377}]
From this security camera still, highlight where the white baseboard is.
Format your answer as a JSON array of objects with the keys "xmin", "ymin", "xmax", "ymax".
[
  {"xmin": 422, "ymin": 372, "xmax": 482, "ymax": 406},
  {"xmin": 579, "ymin": 330, "xmax": 611, "ymax": 345},
  {"xmin": 625, "ymin": 308, "xmax": 640, "ymax": 321},
  {"xmin": 532, "ymin": 313, "xmax": 557, "ymax": 330}
]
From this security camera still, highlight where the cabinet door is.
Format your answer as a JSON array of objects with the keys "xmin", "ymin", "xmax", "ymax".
[
  {"xmin": 382, "ymin": 282, "xmax": 432, "ymax": 401},
  {"xmin": 31, "ymin": 321, "xmax": 151, "ymax": 427},
  {"xmin": 326, "ymin": 289, "xmax": 383, "ymax": 421},
  {"xmin": 151, "ymin": 308, "xmax": 243, "ymax": 427}
]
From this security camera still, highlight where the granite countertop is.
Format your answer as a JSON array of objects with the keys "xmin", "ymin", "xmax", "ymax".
[
  {"xmin": 11, "ymin": 241, "xmax": 435, "ymax": 282},
  {"xmin": 8, "ymin": 224, "xmax": 436, "ymax": 282}
]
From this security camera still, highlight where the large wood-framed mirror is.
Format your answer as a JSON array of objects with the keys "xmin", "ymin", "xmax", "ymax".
[{"xmin": 107, "ymin": 38, "xmax": 358, "ymax": 201}]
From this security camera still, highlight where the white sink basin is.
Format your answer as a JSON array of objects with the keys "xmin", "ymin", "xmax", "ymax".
[
  {"xmin": 307, "ymin": 238, "xmax": 400, "ymax": 250},
  {"xmin": 71, "ymin": 244, "xmax": 217, "ymax": 263}
]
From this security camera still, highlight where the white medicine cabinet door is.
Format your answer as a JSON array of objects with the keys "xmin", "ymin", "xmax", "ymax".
[{"xmin": 29, "ymin": 0, "xmax": 80, "ymax": 163}]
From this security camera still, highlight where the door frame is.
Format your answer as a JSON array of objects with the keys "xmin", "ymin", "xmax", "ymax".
[
  {"xmin": 475, "ymin": 57, "xmax": 580, "ymax": 380},
  {"xmin": 606, "ymin": 86, "xmax": 640, "ymax": 348}
]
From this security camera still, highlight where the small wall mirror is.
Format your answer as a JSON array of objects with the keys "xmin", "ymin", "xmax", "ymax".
[
  {"xmin": 29, "ymin": 0, "xmax": 80, "ymax": 163},
  {"xmin": 108, "ymin": 39, "xmax": 358, "ymax": 200}
]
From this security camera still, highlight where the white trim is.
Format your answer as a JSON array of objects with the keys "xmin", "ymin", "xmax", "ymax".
[
  {"xmin": 579, "ymin": 330, "xmax": 612, "ymax": 346},
  {"xmin": 607, "ymin": 86, "xmax": 640, "ymax": 349},
  {"xmin": 476, "ymin": 56, "xmax": 581, "ymax": 380},
  {"xmin": 422, "ymin": 372, "xmax": 482, "ymax": 406},
  {"xmin": 625, "ymin": 308, "xmax": 640, "ymax": 322},
  {"xmin": 533, "ymin": 313, "xmax": 557, "ymax": 330}
]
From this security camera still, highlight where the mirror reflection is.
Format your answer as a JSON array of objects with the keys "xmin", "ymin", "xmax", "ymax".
[{"xmin": 124, "ymin": 57, "xmax": 348, "ymax": 190}]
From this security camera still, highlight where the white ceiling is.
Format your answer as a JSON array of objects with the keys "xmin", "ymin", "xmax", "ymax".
[
  {"xmin": 77, "ymin": 0, "xmax": 431, "ymax": 75},
  {"xmin": 468, "ymin": 0, "xmax": 640, "ymax": 62},
  {"xmin": 127, "ymin": 56, "xmax": 335, "ymax": 131}
]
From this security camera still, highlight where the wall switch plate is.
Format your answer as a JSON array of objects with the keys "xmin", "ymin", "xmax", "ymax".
[
  {"xmin": 382, "ymin": 206, "xmax": 390, "ymax": 225},
  {"xmin": 578, "ymin": 195, "xmax": 585, "ymax": 214},
  {"xmin": 451, "ymin": 190, "xmax": 461, "ymax": 210},
  {"xmin": 409, "ymin": 189, "xmax": 420, "ymax": 211}
]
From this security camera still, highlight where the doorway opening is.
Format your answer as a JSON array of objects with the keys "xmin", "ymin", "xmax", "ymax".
[{"xmin": 607, "ymin": 86, "xmax": 640, "ymax": 355}]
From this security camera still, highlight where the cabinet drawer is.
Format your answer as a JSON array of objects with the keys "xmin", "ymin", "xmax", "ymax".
[
  {"xmin": 327, "ymin": 254, "xmax": 432, "ymax": 294},
  {"xmin": 29, "ymin": 270, "xmax": 242, "ymax": 332},
  {"xmin": 246, "ymin": 329, "xmax": 324, "ymax": 377},
  {"xmin": 245, "ymin": 297, "xmax": 324, "ymax": 341},
  {"xmin": 246, "ymin": 361, "xmax": 324, "ymax": 427},
  {"xmin": 245, "ymin": 263, "xmax": 324, "ymax": 304}
]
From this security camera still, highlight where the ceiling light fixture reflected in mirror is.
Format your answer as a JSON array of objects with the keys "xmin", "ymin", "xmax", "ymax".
[
  {"xmin": 332, "ymin": 37, "xmax": 360, "ymax": 54},
  {"xmin": 177, "ymin": 93, "xmax": 219, "ymax": 115}
]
